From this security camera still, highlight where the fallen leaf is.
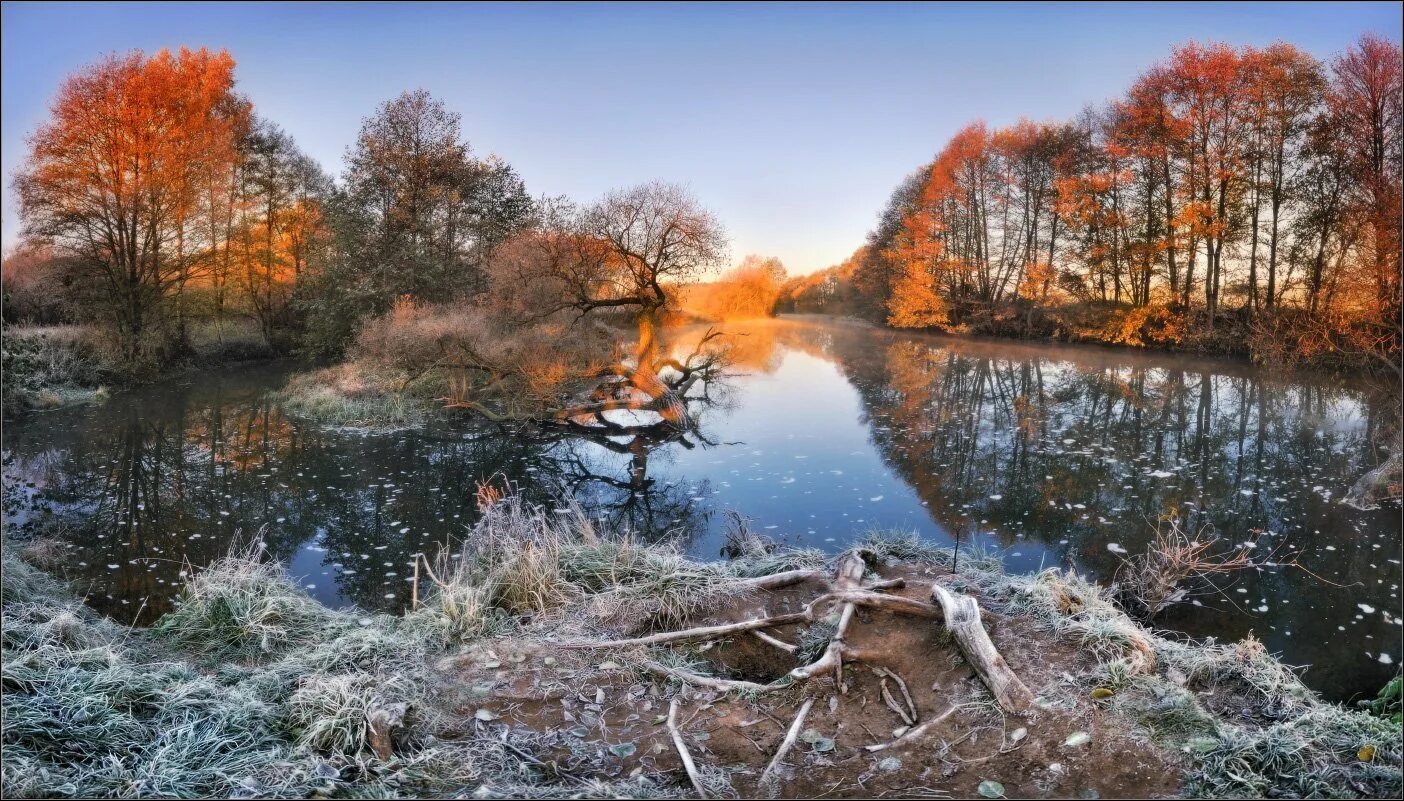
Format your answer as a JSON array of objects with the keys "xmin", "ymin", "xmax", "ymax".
[
  {"xmin": 1090, "ymin": 687, "xmax": 1114, "ymax": 700},
  {"xmin": 473, "ymin": 709, "xmax": 498, "ymax": 722},
  {"xmin": 609, "ymin": 742, "xmax": 637, "ymax": 758},
  {"xmin": 1064, "ymin": 731, "xmax": 1090, "ymax": 747},
  {"xmin": 977, "ymin": 779, "xmax": 1006, "ymax": 798},
  {"xmin": 1358, "ymin": 744, "xmax": 1376, "ymax": 762}
]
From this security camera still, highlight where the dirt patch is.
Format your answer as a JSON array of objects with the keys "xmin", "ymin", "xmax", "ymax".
[{"xmin": 430, "ymin": 565, "xmax": 1184, "ymax": 798}]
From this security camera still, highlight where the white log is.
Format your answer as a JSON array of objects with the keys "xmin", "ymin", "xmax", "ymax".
[{"xmin": 930, "ymin": 583, "xmax": 1035, "ymax": 715}]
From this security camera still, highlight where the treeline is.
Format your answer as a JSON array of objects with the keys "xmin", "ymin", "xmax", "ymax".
[
  {"xmin": 679, "ymin": 255, "xmax": 788, "ymax": 321},
  {"xmin": 786, "ymin": 34, "xmax": 1401, "ymax": 373},
  {"xmin": 8, "ymin": 48, "xmax": 532, "ymax": 370}
]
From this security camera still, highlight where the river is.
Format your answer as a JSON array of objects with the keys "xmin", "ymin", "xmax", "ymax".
[{"xmin": 3, "ymin": 316, "xmax": 1399, "ymax": 701}]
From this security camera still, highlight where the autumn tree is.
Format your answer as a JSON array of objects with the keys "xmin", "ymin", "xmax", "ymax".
[
  {"xmin": 1329, "ymin": 34, "xmax": 1402, "ymax": 339},
  {"xmin": 16, "ymin": 48, "xmax": 249, "ymax": 367},
  {"xmin": 686, "ymin": 255, "xmax": 787, "ymax": 319},
  {"xmin": 458, "ymin": 181, "xmax": 730, "ymax": 430},
  {"xmin": 859, "ymin": 32, "xmax": 1399, "ymax": 373},
  {"xmin": 298, "ymin": 89, "xmax": 533, "ymax": 357},
  {"xmin": 232, "ymin": 119, "xmax": 332, "ymax": 347}
]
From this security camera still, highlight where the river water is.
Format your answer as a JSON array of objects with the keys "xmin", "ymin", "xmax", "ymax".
[{"xmin": 3, "ymin": 317, "xmax": 1399, "ymax": 701}]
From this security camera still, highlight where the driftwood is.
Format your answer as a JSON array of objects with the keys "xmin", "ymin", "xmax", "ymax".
[{"xmin": 931, "ymin": 583, "xmax": 1035, "ymax": 715}]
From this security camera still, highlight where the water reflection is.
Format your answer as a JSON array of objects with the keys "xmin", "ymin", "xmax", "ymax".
[{"xmin": 2, "ymin": 318, "xmax": 1399, "ymax": 701}]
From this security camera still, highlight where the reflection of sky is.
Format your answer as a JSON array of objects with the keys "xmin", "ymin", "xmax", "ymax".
[{"xmin": 660, "ymin": 348, "xmax": 955, "ymax": 557}]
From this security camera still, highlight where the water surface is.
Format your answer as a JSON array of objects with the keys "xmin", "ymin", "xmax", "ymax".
[{"xmin": 3, "ymin": 317, "xmax": 1399, "ymax": 701}]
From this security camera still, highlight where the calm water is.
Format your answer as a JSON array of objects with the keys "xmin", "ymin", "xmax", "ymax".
[{"xmin": 3, "ymin": 317, "xmax": 1399, "ymax": 701}]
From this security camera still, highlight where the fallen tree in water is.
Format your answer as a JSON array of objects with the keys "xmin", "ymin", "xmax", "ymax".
[{"xmin": 3, "ymin": 496, "xmax": 1399, "ymax": 799}]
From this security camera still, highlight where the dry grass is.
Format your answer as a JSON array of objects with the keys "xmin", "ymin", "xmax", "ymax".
[{"xmin": 1113, "ymin": 520, "xmax": 1266, "ymax": 618}]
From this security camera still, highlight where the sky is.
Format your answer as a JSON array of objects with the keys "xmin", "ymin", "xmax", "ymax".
[{"xmin": 2, "ymin": 2, "xmax": 1400, "ymax": 274}]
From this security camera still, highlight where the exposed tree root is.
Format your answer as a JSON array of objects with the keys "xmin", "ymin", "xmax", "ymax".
[
  {"xmin": 667, "ymin": 698, "xmax": 709, "ymax": 799},
  {"xmin": 761, "ymin": 697, "xmax": 815, "ymax": 785},
  {"xmin": 554, "ymin": 549, "xmax": 1035, "ymax": 790}
]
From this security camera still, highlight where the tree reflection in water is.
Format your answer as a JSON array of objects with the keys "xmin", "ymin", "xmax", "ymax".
[
  {"xmin": 2, "ymin": 319, "xmax": 1398, "ymax": 700},
  {"xmin": 1, "ymin": 364, "xmax": 717, "ymax": 622}
]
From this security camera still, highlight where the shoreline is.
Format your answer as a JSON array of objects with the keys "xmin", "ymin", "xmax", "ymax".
[{"xmin": 4, "ymin": 498, "xmax": 1398, "ymax": 799}]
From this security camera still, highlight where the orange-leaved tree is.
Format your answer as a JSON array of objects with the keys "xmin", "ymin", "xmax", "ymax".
[{"xmin": 17, "ymin": 48, "xmax": 249, "ymax": 367}]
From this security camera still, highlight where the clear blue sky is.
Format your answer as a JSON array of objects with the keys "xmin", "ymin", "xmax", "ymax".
[{"xmin": 2, "ymin": 1, "xmax": 1400, "ymax": 273}]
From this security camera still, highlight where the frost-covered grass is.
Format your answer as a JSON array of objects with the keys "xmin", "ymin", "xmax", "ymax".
[
  {"xmin": 274, "ymin": 364, "xmax": 429, "ymax": 428},
  {"xmin": 961, "ymin": 561, "xmax": 1401, "ymax": 799},
  {"xmin": 0, "ymin": 499, "xmax": 813, "ymax": 799},
  {"xmin": 1, "ymin": 326, "xmax": 113, "ymax": 415},
  {"xmin": 4, "ymin": 515, "xmax": 1399, "ymax": 799}
]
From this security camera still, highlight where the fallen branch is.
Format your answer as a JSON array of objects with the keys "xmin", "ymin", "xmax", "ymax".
[
  {"xmin": 931, "ymin": 583, "xmax": 1034, "ymax": 715},
  {"xmin": 752, "ymin": 629, "xmax": 799, "ymax": 654},
  {"xmin": 876, "ymin": 667, "xmax": 918, "ymax": 724},
  {"xmin": 557, "ymin": 611, "xmax": 808, "ymax": 650},
  {"xmin": 879, "ymin": 676, "xmax": 914, "ymax": 726},
  {"xmin": 739, "ymin": 568, "xmax": 825, "ymax": 590},
  {"xmin": 760, "ymin": 697, "xmax": 815, "ymax": 785},
  {"xmin": 863, "ymin": 704, "xmax": 961, "ymax": 752},
  {"xmin": 668, "ymin": 699, "xmax": 709, "ymax": 799},
  {"xmin": 641, "ymin": 660, "xmax": 777, "ymax": 693}
]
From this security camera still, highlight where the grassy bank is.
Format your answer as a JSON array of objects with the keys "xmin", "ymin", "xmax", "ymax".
[
  {"xmin": 274, "ymin": 363, "xmax": 443, "ymax": 429},
  {"xmin": 3, "ymin": 498, "xmax": 1399, "ymax": 799},
  {"xmin": 1, "ymin": 320, "xmax": 279, "ymax": 418}
]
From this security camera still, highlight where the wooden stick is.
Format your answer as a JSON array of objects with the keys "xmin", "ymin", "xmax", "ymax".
[
  {"xmin": 863, "ymin": 704, "xmax": 960, "ymax": 752},
  {"xmin": 557, "ymin": 611, "xmax": 809, "ymax": 649},
  {"xmin": 879, "ymin": 667, "xmax": 918, "ymax": 723},
  {"xmin": 760, "ymin": 697, "xmax": 815, "ymax": 784},
  {"xmin": 931, "ymin": 584, "xmax": 1035, "ymax": 715},
  {"xmin": 642, "ymin": 660, "xmax": 777, "ymax": 693},
  {"xmin": 879, "ymin": 676, "xmax": 914, "ymax": 726},
  {"xmin": 667, "ymin": 699, "xmax": 709, "ymax": 798},
  {"xmin": 411, "ymin": 555, "xmax": 421, "ymax": 611},
  {"xmin": 752, "ymin": 629, "xmax": 799, "ymax": 653}
]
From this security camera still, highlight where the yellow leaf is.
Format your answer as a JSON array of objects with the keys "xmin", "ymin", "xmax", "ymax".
[
  {"xmin": 1090, "ymin": 687, "xmax": 1115, "ymax": 700},
  {"xmin": 1358, "ymin": 745, "xmax": 1376, "ymax": 762}
]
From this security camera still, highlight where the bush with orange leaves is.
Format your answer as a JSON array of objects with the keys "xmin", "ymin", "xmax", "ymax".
[{"xmin": 1103, "ymin": 304, "xmax": 1188, "ymax": 348}]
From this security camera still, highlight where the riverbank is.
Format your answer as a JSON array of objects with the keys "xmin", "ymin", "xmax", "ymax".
[
  {"xmin": 1, "ymin": 321, "xmax": 283, "ymax": 418},
  {"xmin": 4, "ymin": 494, "xmax": 1398, "ymax": 799}
]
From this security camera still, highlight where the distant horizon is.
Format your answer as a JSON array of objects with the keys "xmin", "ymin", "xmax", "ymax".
[{"xmin": 3, "ymin": 1, "xmax": 1401, "ymax": 274}]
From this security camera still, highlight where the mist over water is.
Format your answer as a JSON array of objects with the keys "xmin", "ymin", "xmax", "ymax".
[{"xmin": 3, "ymin": 317, "xmax": 1399, "ymax": 701}]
